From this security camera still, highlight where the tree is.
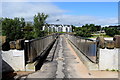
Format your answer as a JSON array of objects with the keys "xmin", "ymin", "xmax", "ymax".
[
  {"xmin": 71, "ymin": 25, "xmax": 76, "ymax": 32},
  {"xmin": 53, "ymin": 27, "xmax": 56, "ymax": 33},
  {"xmin": 44, "ymin": 24, "xmax": 49, "ymax": 34},
  {"xmin": 2, "ymin": 17, "xmax": 24, "ymax": 41},
  {"xmin": 74, "ymin": 27, "xmax": 82, "ymax": 32},
  {"xmin": 82, "ymin": 24, "xmax": 97, "ymax": 32},
  {"xmin": 74, "ymin": 24, "xmax": 101, "ymax": 37},
  {"xmin": 89, "ymin": 24, "xmax": 96, "ymax": 32},
  {"xmin": 95, "ymin": 25, "xmax": 101, "ymax": 31},
  {"xmin": 34, "ymin": 13, "xmax": 48, "ymax": 37},
  {"xmin": 23, "ymin": 22, "xmax": 34, "ymax": 40},
  {"xmin": 82, "ymin": 24, "xmax": 89, "ymax": 28},
  {"xmin": 49, "ymin": 27, "xmax": 52, "ymax": 33},
  {"xmin": 20, "ymin": 18, "xmax": 25, "ymax": 28},
  {"xmin": 75, "ymin": 27, "xmax": 92, "ymax": 37},
  {"xmin": 0, "ymin": 18, "xmax": 3, "ymax": 36},
  {"xmin": 105, "ymin": 27, "xmax": 120, "ymax": 37}
]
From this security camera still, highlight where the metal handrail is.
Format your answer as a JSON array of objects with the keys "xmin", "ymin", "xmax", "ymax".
[
  {"xmin": 66, "ymin": 34, "xmax": 98, "ymax": 63},
  {"xmin": 24, "ymin": 34, "xmax": 58, "ymax": 63}
]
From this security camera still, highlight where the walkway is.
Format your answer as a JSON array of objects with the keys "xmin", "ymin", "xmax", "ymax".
[{"xmin": 20, "ymin": 35, "xmax": 118, "ymax": 79}]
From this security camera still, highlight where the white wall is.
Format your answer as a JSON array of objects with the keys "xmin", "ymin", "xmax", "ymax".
[
  {"xmin": 99, "ymin": 48, "xmax": 119, "ymax": 70},
  {"xmin": 67, "ymin": 27, "xmax": 70, "ymax": 32},
  {"xmin": 42, "ymin": 26, "xmax": 45, "ymax": 31},
  {"xmin": 2, "ymin": 50, "xmax": 25, "ymax": 71},
  {"xmin": 43, "ymin": 24, "xmax": 72, "ymax": 32},
  {"xmin": 62, "ymin": 26, "xmax": 66, "ymax": 32}
]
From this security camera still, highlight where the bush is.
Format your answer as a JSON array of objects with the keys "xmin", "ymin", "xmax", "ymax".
[
  {"xmin": 105, "ymin": 28, "xmax": 120, "ymax": 37},
  {"xmin": 74, "ymin": 24, "xmax": 101, "ymax": 37},
  {"xmin": 2, "ymin": 18, "xmax": 24, "ymax": 41},
  {"xmin": 75, "ymin": 28, "xmax": 92, "ymax": 37}
]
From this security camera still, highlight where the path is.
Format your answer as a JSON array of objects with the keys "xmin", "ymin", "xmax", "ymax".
[{"xmin": 20, "ymin": 35, "xmax": 118, "ymax": 79}]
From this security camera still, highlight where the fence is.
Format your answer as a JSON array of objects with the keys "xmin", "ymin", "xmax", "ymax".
[
  {"xmin": 66, "ymin": 34, "xmax": 98, "ymax": 63},
  {"xmin": 24, "ymin": 34, "xmax": 58, "ymax": 63}
]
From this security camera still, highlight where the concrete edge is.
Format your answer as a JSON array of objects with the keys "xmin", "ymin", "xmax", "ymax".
[
  {"xmin": 46, "ymin": 38, "xmax": 59, "ymax": 61},
  {"xmin": 14, "ymin": 38, "xmax": 59, "ymax": 79},
  {"xmin": 67, "ymin": 38, "xmax": 99, "ymax": 70}
]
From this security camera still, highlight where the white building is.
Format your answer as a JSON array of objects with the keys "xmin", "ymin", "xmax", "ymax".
[{"xmin": 43, "ymin": 24, "xmax": 72, "ymax": 32}]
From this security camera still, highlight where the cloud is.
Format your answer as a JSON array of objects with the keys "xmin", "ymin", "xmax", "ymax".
[
  {"xmin": 2, "ymin": 2, "xmax": 66, "ymax": 20},
  {"xmin": 0, "ymin": 2, "xmax": 2, "ymax": 17},
  {"xmin": 47, "ymin": 14, "xmax": 118, "ymax": 26},
  {"xmin": 2, "ymin": 0, "xmax": 51, "ymax": 2},
  {"xmin": 2, "ymin": 2, "xmax": 118, "ymax": 26}
]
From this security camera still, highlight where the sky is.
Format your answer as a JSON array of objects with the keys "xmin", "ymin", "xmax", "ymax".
[{"xmin": 1, "ymin": 1, "xmax": 119, "ymax": 26}]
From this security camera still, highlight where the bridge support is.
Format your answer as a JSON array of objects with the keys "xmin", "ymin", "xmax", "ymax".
[{"xmin": 25, "ymin": 62, "xmax": 36, "ymax": 71}]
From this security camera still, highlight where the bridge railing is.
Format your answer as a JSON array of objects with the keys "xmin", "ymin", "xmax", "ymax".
[
  {"xmin": 24, "ymin": 34, "xmax": 58, "ymax": 63},
  {"xmin": 66, "ymin": 34, "xmax": 98, "ymax": 63}
]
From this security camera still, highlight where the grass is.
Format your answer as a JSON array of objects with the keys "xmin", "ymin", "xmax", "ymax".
[
  {"xmin": 111, "ymin": 69, "xmax": 116, "ymax": 71},
  {"xmin": 88, "ymin": 34, "xmax": 112, "ymax": 38},
  {"xmin": 105, "ymin": 69, "xmax": 118, "ymax": 72},
  {"xmin": 106, "ymin": 69, "xmax": 109, "ymax": 71}
]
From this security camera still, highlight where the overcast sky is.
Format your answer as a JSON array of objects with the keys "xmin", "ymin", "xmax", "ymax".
[{"xmin": 1, "ymin": 0, "xmax": 119, "ymax": 26}]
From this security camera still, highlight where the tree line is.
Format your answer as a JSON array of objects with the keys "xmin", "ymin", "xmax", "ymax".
[
  {"xmin": 73, "ymin": 24, "xmax": 101, "ymax": 37},
  {"xmin": 73, "ymin": 24, "xmax": 120, "ymax": 37},
  {"xmin": 102, "ymin": 26, "xmax": 120, "ymax": 37},
  {"xmin": 1, "ymin": 13, "xmax": 48, "ymax": 42}
]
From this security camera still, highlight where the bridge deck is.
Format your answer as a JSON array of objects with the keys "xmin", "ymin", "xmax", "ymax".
[{"xmin": 20, "ymin": 35, "xmax": 118, "ymax": 79}]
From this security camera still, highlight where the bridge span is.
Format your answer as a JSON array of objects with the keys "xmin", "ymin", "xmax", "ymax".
[
  {"xmin": 2, "ymin": 34, "xmax": 118, "ymax": 79},
  {"xmin": 19, "ymin": 35, "xmax": 118, "ymax": 79},
  {"xmin": 22, "ymin": 35, "xmax": 91, "ymax": 79}
]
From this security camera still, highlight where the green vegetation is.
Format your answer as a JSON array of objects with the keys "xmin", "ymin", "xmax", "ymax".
[
  {"xmin": 2, "ymin": 17, "xmax": 24, "ymax": 41},
  {"xmin": 74, "ymin": 24, "xmax": 120, "ymax": 38},
  {"xmin": 23, "ymin": 22, "xmax": 34, "ymax": 40},
  {"xmin": 106, "ymin": 69, "xmax": 118, "ymax": 72},
  {"xmin": 56, "ymin": 32, "xmax": 66, "ymax": 34},
  {"xmin": 111, "ymin": 69, "xmax": 116, "ymax": 71},
  {"xmin": 75, "ymin": 27, "xmax": 92, "ymax": 37},
  {"xmin": 102, "ymin": 27, "xmax": 120, "ymax": 37},
  {"xmin": 106, "ymin": 69, "xmax": 109, "ymax": 71},
  {"xmin": 34, "ymin": 13, "xmax": 48, "ymax": 38},
  {"xmin": 71, "ymin": 25, "xmax": 76, "ymax": 32},
  {"xmin": 0, "ymin": 18, "xmax": 2, "ymax": 36},
  {"xmin": 2, "ymin": 12, "xmax": 49, "ymax": 41},
  {"xmin": 2, "ymin": 12, "xmax": 120, "ymax": 41},
  {"xmin": 74, "ymin": 24, "xmax": 101, "ymax": 37},
  {"xmin": 88, "ymin": 34, "xmax": 112, "ymax": 38}
]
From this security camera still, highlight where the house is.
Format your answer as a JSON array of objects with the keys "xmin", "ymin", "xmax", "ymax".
[{"xmin": 43, "ymin": 24, "xmax": 72, "ymax": 32}]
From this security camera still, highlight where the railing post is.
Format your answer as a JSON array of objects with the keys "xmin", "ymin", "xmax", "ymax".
[
  {"xmin": 96, "ymin": 41, "xmax": 99, "ymax": 64},
  {"xmin": 24, "ymin": 40, "xmax": 30, "ymax": 65}
]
